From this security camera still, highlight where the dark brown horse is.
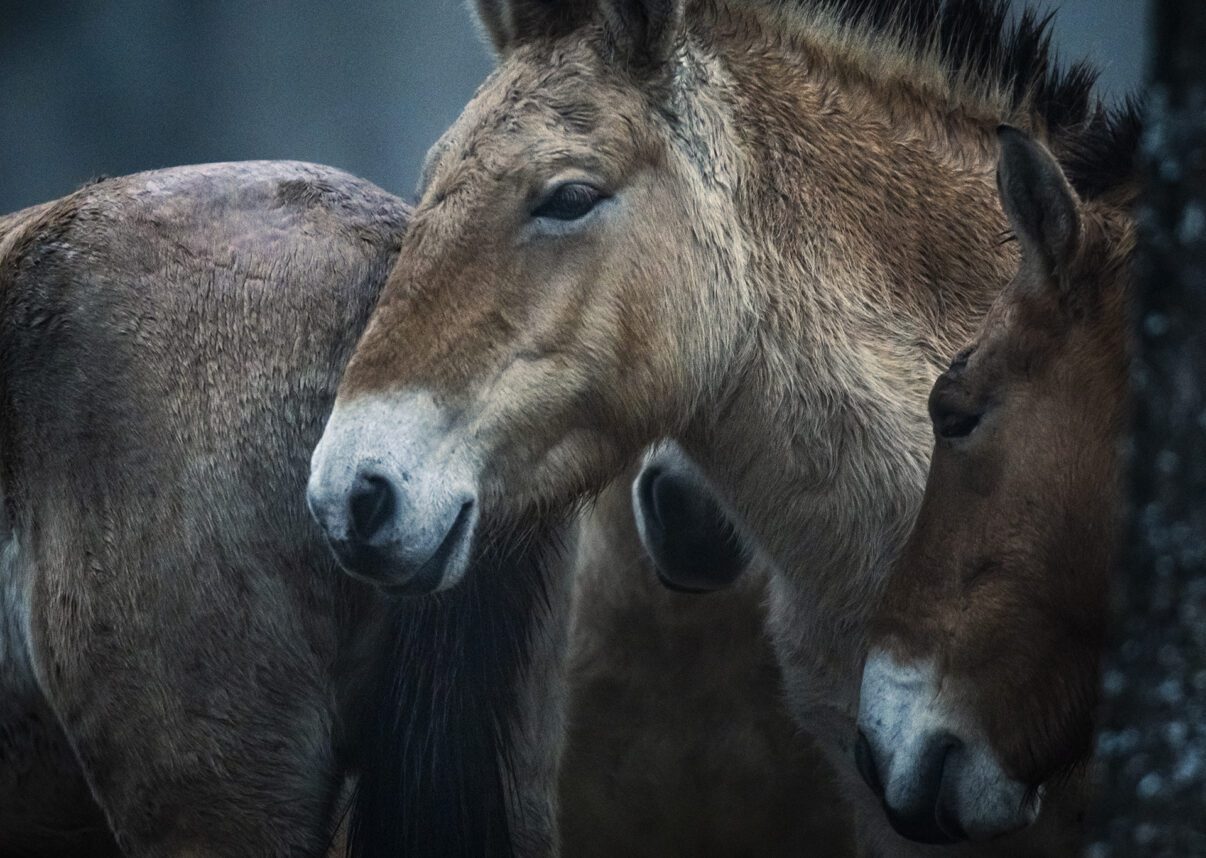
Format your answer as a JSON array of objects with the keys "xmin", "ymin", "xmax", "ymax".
[{"xmin": 857, "ymin": 127, "xmax": 1136, "ymax": 843}]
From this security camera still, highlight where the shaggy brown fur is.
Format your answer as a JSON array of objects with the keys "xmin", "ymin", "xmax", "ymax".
[
  {"xmin": 315, "ymin": 1, "xmax": 1137, "ymax": 854},
  {"xmin": 0, "ymin": 163, "xmax": 574, "ymax": 857},
  {"xmin": 0, "ymin": 162, "xmax": 406, "ymax": 856}
]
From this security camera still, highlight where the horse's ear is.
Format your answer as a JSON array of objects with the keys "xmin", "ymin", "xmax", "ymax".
[
  {"xmin": 633, "ymin": 444, "xmax": 750, "ymax": 594},
  {"xmin": 472, "ymin": 0, "xmax": 682, "ymax": 66},
  {"xmin": 996, "ymin": 125, "xmax": 1082, "ymax": 272},
  {"xmin": 472, "ymin": 0, "xmax": 511, "ymax": 53},
  {"xmin": 600, "ymin": 0, "xmax": 683, "ymax": 68},
  {"xmin": 471, "ymin": 0, "xmax": 593, "ymax": 56}
]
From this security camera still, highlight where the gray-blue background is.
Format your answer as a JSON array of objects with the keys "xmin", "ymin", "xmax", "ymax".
[{"xmin": 0, "ymin": 1, "xmax": 1144, "ymax": 213}]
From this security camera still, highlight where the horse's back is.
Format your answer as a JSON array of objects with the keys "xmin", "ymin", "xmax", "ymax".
[
  {"xmin": 0, "ymin": 162, "xmax": 407, "ymax": 856},
  {"xmin": 0, "ymin": 160, "xmax": 406, "ymax": 596},
  {"xmin": 1, "ymin": 160, "xmax": 405, "ymax": 567}
]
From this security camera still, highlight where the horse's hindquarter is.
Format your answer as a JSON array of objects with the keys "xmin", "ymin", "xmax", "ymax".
[{"xmin": 0, "ymin": 163, "xmax": 407, "ymax": 857}]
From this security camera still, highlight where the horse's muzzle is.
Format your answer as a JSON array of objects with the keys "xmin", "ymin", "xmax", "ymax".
[{"xmin": 306, "ymin": 392, "xmax": 480, "ymax": 594}]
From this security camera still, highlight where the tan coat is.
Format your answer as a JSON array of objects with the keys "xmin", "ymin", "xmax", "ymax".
[{"xmin": 316, "ymin": 1, "xmax": 1134, "ymax": 854}]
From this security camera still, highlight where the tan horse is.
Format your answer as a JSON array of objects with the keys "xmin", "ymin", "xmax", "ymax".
[
  {"xmin": 307, "ymin": 0, "xmax": 1136, "ymax": 853},
  {"xmin": 858, "ymin": 128, "xmax": 1135, "ymax": 843},
  {"xmin": 0, "ymin": 162, "xmax": 572, "ymax": 857}
]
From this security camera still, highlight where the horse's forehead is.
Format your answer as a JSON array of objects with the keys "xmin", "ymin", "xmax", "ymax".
[{"xmin": 427, "ymin": 49, "xmax": 640, "ymax": 179}]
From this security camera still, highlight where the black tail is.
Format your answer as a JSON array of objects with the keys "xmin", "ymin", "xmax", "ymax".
[{"xmin": 346, "ymin": 523, "xmax": 560, "ymax": 858}]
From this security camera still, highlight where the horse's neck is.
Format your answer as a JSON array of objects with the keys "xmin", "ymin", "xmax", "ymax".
[
  {"xmin": 693, "ymin": 41, "xmax": 1015, "ymax": 596},
  {"xmin": 695, "ymin": 348, "xmax": 930, "ymax": 592}
]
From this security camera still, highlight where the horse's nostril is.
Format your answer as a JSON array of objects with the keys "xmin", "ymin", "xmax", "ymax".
[
  {"xmin": 348, "ymin": 473, "xmax": 396, "ymax": 544},
  {"xmin": 882, "ymin": 734, "xmax": 964, "ymax": 845},
  {"xmin": 855, "ymin": 730, "xmax": 884, "ymax": 798}
]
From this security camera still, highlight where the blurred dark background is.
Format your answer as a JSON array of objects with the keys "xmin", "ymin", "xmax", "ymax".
[{"xmin": 0, "ymin": 0, "xmax": 1144, "ymax": 213}]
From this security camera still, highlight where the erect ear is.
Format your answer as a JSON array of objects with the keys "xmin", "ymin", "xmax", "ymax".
[
  {"xmin": 996, "ymin": 125, "xmax": 1082, "ymax": 272},
  {"xmin": 472, "ymin": 0, "xmax": 511, "ymax": 52},
  {"xmin": 599, "ymin": 0, "xmax": 683, "ymax": 67},
  {"xmin": 471, "ymin": 0, "xmax": 593, "ymax": 56},
  {"xmin": 632, "ymin": 443, "xmax": 751, "ymax": 594},
  {"xmin": 472, "ymin": 0, "xmax": 682, "ymax": 66}
]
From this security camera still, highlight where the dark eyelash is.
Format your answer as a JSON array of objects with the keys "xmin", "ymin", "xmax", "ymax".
[{"xmin": 531, "ymin": 183, "xmax": 605, "ymax": 221}]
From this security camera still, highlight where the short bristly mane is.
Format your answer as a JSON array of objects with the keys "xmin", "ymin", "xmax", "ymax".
[{"xmin": 717, "ymin": 0, "xmax": 1141, "ymax": 199}]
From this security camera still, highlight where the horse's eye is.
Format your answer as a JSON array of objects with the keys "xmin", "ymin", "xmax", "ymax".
[
  {"xmin": 928, "ymin": 377, "xmax": 982, "ymax": 441},
  {"xmin": 928, "ymin": 349, "xmax": 983, "ymax": 440},
  {"xmin": 933, "ymin": 407, "xmax": 982, "ymax": 440},
  {"xmin": 532, "ymin": 182, "xmax": 606, "ymax": 221}
]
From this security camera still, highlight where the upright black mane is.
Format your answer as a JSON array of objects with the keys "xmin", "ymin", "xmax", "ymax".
[
  {"xmin": 801, "ymin": 0, "xmax": 1142, "ymax": 199},
  {"xmin": 347, "ymin": 526, "xmax": 560, "ymax": 858}
]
